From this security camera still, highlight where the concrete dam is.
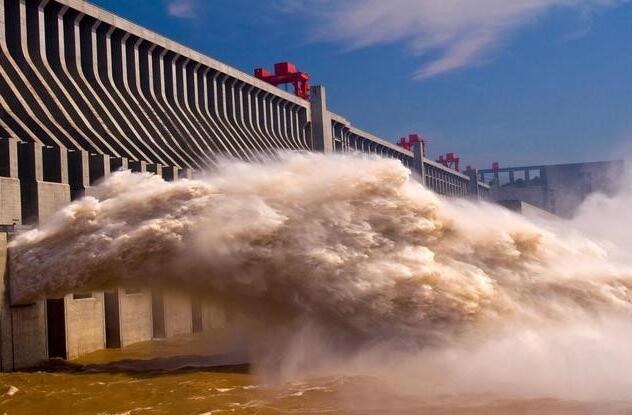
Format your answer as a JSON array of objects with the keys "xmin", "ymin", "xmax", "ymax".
[{"xmin": 0, "ymin": 0, "xmax": 490, "ymax": 371}]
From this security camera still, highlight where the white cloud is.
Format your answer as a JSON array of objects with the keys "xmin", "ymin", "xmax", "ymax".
[
  {"xmin": 297, "ymin": 0, "xmax": 626, "ymax": 79},
  {"xmin": 167, "ymin": 0, "xmax": 196, "ymax": 18}
]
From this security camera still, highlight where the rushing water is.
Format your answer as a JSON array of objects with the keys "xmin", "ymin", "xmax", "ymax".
[
  {"xmin": 2, "ymin": 334, "xmax": 632, "ymax": 415},
  {"xmin": 4, "ymin": 153, "xmax": 632, "ymax": 414}
]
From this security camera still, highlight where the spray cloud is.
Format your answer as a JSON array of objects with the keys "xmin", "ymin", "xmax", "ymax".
[{"xmin": 8, "ymin": 153, "xmax": 632, "ymax": 399}]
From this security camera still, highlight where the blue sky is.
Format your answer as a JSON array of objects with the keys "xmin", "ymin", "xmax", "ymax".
[{"xmin": 92, "ymin": 0, "xmax": 632, "ymax": 168}]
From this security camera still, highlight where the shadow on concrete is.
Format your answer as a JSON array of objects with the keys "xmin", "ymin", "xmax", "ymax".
[{"xmin": 27, "ymin": 352, "xmax": 250, "ymax": 377}]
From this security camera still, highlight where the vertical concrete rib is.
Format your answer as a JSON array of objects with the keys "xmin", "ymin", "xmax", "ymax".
[
  {"xmin": 70, "ymin": 13, "xmax": 144, "ymax": 160},
  {"xmin": 227, "ymin": 79, "xmax": 267, "ymax": 156},
  {"xmin": 243, "ymin": 85, "xmax": 277, "ymax": 154},
  {"xmin": 268, "ymin": 95, "xmax": 293, "ymax": 149},
  {"xmin": 53, "ymin": 6, "xmax": 127, "ymax": 158},
  {"xmin": 282, "ymin": 101, "xmax": 304, "ymax": 150},
  {"xmin": 0, "ymin": 0, "xmax": 73, "ymax": 148},
  {"xmin": 250, "ymin": 89, "xmax": 280, "ymax": 152},
  {"xmin": 106, "ymin": 29, "xmax": 177, "ymax": 167},
  {"xmin": 84, "ymin": 18, "xmax": 152, "ymax": 160},
  {"xmin": 217, "ymin": 74, "xmax": 258, "ymax": 159},
  {"xmin": 192, "ymin": 65, "xmax": 231, "ymax": 160},
  {"xmin": 162, "ymin": 53, "xmax": 211, "ymax": 164},
  {"xmin": 172, "ymin": 56, "xmax": 213, "ymax": 156},
  {"xmin": 199, "ymin": 68, "xmax": 242, "ymax": 159},
  {"xmin": 270, "ymin": 96, "xmax": 291, "ymax": 149},
  {"xmin": 258, "ymin": 92, "xmax": 277, "ymax": 149},
  {"xmin": 96, "ymin": 24, "xmax": 162, "ymax": 163},
  {"xmin": 155, "ymin": 49, "xmax": 210, "ymax": 165},
  {"xmin": 176, "ymin": 58, "xmax": 219, "ymax": 159},
  {"xmin": 141, "ymin": 44, "xmax": 202, "ymax": 167},
  {"xmin": 186, "ymin": 63, "xmax": 225, "ymax": 159},
  {"xmin": 37, "ymin": 0, "xmax": 121, "ymax": 157},
  {"xmin": 22, "ymin": 0, "xmax": 108, "ymax": 153},
  {"xmin": 6, "ymin": 0, "xmax": 82, "ymax": 149},
  {"xmin": 130, "ymin": 39, "xmax": 194, "ymax": 167},
  {"xmin": 209, "ymin": 72, "xmax": 251, "ymax": 160},
  {"xmin": 121, "ymin": 35, "xmax": 190, "ymax": 168}
]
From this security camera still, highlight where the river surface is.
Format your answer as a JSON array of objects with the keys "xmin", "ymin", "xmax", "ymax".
[{"xmin": 1, "ymin": 333, "xmax": 631, "ymax": 415}]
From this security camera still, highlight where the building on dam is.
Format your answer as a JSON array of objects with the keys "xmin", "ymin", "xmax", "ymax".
[
  {"xmin": 479, "ymin": 160, "xmax": 625, "ymax": 218},
  {"xmin": 0, "ymin": 0, "xmax": 491, "ymax": 371}
]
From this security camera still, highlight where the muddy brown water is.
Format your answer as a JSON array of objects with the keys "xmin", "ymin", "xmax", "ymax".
[{"xmin": 1, "ymin": 333, "xmax": 631, "ymax": 415}]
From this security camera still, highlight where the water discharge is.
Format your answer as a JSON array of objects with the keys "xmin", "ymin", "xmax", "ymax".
[{"xmin": 7, "ymin": 153, "xmax": 632, "ymax": 408}]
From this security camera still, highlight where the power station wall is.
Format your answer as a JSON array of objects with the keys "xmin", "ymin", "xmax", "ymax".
[
  {"xmin": 118, "ymin": 288, "xmax": 153, "ymax": 347},
  {"xmin": 482, "ymin": 160, "xmax": 624, "ymax": 218},
  {"xmin": 162, "ymin": 291, "xmax": 193, "ymax": 338},
  {"xmin": 0, "ymin": 0, "xmax": 477, "ymax": 197},
  {"xmin": 64, "ymin": 292, "xmax": 106, "ymax": 360},
  {"xmin": 0, "ymin": 178, "xmax": 21, "ymax": 225},
  {"xmin": 200, "ymin": 298, "xmax": 227, "ymax": 331},
  {"xmin": 0, "ymin": 0, "xmax": 311, "ymax": 169},
  {"xmin": 1, "ymin": 232, "xmax": 48, "ymax": 371}
]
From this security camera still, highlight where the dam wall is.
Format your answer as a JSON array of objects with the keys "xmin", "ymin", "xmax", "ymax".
[{"xmin": 0, "ymin": 0, "xmax": 488, "ymax": 370}]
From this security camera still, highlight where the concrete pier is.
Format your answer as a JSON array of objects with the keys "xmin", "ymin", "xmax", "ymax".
[
  {"xmin": 309, "ymin": 86, "xmax": 333, "ymax": 153},
  {"xmin": 68, "ymin": 149, "xmax": 90, "ymax": 199},
  {"xmin": 1, "ymin": 232, "xmax": 48, "ymax": 371},
  {"xmin": 64, "ymin": 293, "xmax": 107, "ymax": 360},
  {"xmin": 18, "ymin": 141, "xmax": 71, "ymax": 224},
  {"xmin": 0, "ymin": 138, "xmax": 21, "ymax": 226},
  {"xmin": 117, "ymin": 289, "xmax": 153, "ymax": 347}
]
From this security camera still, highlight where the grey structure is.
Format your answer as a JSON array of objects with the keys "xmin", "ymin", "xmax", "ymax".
[
  {"xmin": 480, "ymin": 160, "xmax": 624, "ymax": 218},
  {"xmin": 0, "ymin": 0, "xmax": 489, "ymax": 371}
]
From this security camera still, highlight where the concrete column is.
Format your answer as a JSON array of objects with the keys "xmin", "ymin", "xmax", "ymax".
[
  {"xmin": 465, "ymin": 168, "xmax": 480, "ymax": 200},
  {"xmin": 178, "ymin": 167, "xmax": 193, "ymax": 179},
  {"xmin": 412, "ymin": 141, "xmax": 425, "ymax": 185},
  {"xmin": 0, "ymin": 138, "xmax": 18, "ymax": 178},
  {"xmin": 110, "ymin": 157, "xmax": 129, "ymax": 172},
  {"xmin": 0, "ymin": 138, "xmax": 22, "ymax": 225},
  {"xmin": 163, "ymin": 291, "xmax": 193, "ymax": 338},
  {"xmin": 309, "ymin": 85, "xmax": 334, "ymax": 153},
  {"xmin": 129, "ymin": 160, "xmax": 147, "ymax": 173},
  {"xmin": 162, "ymin": 166, "xmax": 177, "ymax": 181},
  {"xmin": 0, "ymin": 231, "xmax": 11, "ymax": 371},
  {"xmin": 64, "ymin": 293, "xmax": 106, "ymax": 360},
  {"xmin": 146, "ymin": 163, "xmax": 162, "ymax": 176},
  {"xmin": 68, "ymin": 149, "xmax": 90, "ymax": 200},
  {"xmin": 89, "ymin": 154, "xmax": 111, "ymax": 184},
  {"xmin": 18, "ymin": 142, "xmax": 70, "ymax": 224},
  {"xmin": 1, "ymin": 232, "xmax": 48, "ymax": 371},
  {"xmin": 117, "ymin": 288, "xmax": 153, "ymax": 347},
  {"xmin": 18, "ymin": 141, "xmax": 44, "ymax": 183},
  {"xmin": 42, "ymin": 146, "xmax": 69, "ymax": 184}
]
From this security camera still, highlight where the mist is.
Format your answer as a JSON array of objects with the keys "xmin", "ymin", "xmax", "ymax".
[{"xmin": 8, "ymin": 152, "xmax": 632, "ymax": 401}]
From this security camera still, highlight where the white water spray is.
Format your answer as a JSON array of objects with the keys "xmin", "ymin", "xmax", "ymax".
[{"xmin": 8, "ymin": 153, "xmax": 632, "ymax": 399}]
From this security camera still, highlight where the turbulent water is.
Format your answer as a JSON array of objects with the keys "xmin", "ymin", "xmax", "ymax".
[{"xmin": 6, "ymin": 153, "xmax": 632, "ymax": 412}]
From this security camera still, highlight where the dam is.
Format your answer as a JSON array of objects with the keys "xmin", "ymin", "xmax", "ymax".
[{"xmin": 0, "ymin": 0, "xmax": 490, "ymax": 371}]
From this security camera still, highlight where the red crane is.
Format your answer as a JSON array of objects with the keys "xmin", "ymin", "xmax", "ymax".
[
  {"xmin": 437, "ymin": 153, "xmax": 461, "ymax": 172},
  {"xmin": 254, "ymin": 62, "xmax": 311, "ymax": 100},
  {"xmin": 396, "ymin": 133, "xmax": 426, "ymax": 156}
]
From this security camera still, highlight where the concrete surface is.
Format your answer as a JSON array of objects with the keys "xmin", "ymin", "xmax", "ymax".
[
  {"xmin": 118, "ymin": 288, "xmax": 153, "ymax": 347},
  {"xmin": 64, "ymin": 292, "xmax": 106, "ymax": 360}
]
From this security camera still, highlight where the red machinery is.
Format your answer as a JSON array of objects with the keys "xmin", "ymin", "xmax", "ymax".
[
  {"xmin": 396, "ymin": 133, "xmax": 426, "ymax": 156},
  {"xmin": 491, "ymin": 161, "xmax": 500, "ymax": 171},
  {"xmin": 437, "ymin": 153, "xmax": 461, "ymax": 172},
  {"xmin": 254, "ymin": 62, "xmax": 311, "ymax": 100}
]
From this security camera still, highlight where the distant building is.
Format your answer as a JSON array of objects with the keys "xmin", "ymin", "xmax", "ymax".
[{"xmin": 479, "ymin": 160, "xmax": 625, "ymax": 218}]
